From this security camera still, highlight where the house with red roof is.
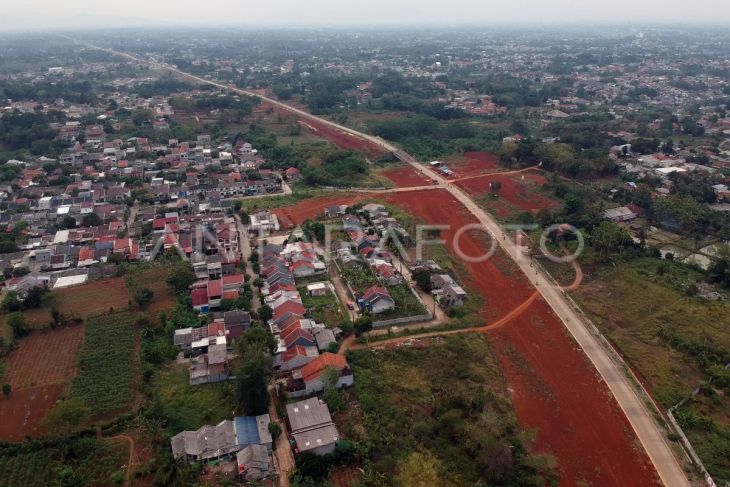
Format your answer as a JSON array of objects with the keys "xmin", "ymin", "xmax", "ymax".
[
  {"xmin": 288, "ymin": 353, "xmax": 353, "ymax": 398},
  {"xmin": 360, "ymin": 286, "xmax": 395, "ymax": 314},
  {"xmin": 207, "ymin": 279, "xmax": 223, "ymax": 309},
  {"xmin": 277, "ymin": 345, "xmax": 319, "ymax": 372},
  {"xmin": 191, "ymin": 287, "xmax": 209, "ymax": 313}
]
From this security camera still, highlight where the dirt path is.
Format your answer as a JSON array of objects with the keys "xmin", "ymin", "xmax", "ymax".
[
  {"xmin": 110, "ymin": 434, "xmax": 135, "ymax": 487},
  {"xmin": 268, "ymin": 386, "xmax": 295, "ymax": 487}
]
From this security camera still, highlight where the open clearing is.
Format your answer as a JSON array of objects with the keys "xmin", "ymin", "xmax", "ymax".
[
  {"xmin": 379, "ymin": 164, "xmax": 433, "ymax": 188},
  {"xmin": 128, "ymin": 266, "xmax": 176, "ymax": 316},
  {"xmin": 274, "ymin": 194, "xmax": 371, "ymax": 229},
  {"xmin": 346, "ymin": 334, "xmax": 560, "ymax": 486},
  {"xmin": 455, "ymin": 171, "xmax": 558, "ymax": 218},
  {"xmin": 446, "ymin": 151, "xmax": 502, "ymax": 178}
]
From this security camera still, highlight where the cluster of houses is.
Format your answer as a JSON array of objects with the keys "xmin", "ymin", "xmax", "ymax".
[
  {"xmin": 333, "ymin": 203, "xmax": 417, "ymax": 314},
  {"xmin": 173, "ymin": 309, "xmax": 252, "ymax": 385},
  {"xmin": 169, "ymin": 396, "xmax": 342, "ymax": 481},
  {"xmin": 0, "ymin": 124, "xmax": 297, "ymax": 298},
  {"xmin": 171, "ymin": 412, "xmax": 274, "ymax": 481},
  {"xmin": 259, "ymin": 242, "xmax": 353, "ymax": 397},
  {"xmin": 411, "ymin": 259, "xmax": 468, "ymax": 308}
]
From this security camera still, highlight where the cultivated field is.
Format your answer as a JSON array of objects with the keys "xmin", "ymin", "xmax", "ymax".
[
  {"xmin": 11, "ymin": 277, "xmax": 131, "ymax": 330},
  {"xmin": 0, "ymin": 384, "xmax": 63, "ymax": 441},
  {"xmin": 4, "ymin": 325, "xmax": 83, "ymax": 389},
  {"xmin": 70, "ymin": 312, "xmax": 139, "ymax": 416},
  {"xmin": 0, "ymin": 437, "xmax": 127, "ymax": 486},
  {"xmin": 0, "ymin": 325, "xmax": 84, "ymax": 441}
]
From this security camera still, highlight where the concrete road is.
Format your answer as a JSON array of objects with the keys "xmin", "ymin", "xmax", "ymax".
[{"xmin": 77, "ymin": 40, "xmax": 691, "ymax": 487}]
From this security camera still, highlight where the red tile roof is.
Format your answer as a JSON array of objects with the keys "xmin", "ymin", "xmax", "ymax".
[{"xmin": 301, "ymin": 353, "xmax": 348, "ymax": 383}]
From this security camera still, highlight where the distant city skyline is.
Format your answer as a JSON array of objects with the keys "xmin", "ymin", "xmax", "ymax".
[{"xmin": 2, "ymin": 0, "xmax": 730, "ymax": 32}]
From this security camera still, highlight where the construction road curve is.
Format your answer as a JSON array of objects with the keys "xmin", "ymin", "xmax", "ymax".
[{"xmin": 76, "ymin": 39, "xmax": 691, "ymax": 487}]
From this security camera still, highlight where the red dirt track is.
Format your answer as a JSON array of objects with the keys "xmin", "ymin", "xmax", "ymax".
[
  {"xmin": 381, "ymin": 189, "xmax": 660, "ymax": 487},
  {"xmin": 380, "ymin": 165, "xmax": 433, "ymax": 188}
]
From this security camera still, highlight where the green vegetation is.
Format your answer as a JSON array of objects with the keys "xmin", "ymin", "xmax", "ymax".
[
  {"xmin": 346, "ymin": 334, "xmax": 559, "ymax": 486},
  {"xmin": 150, "ymin": 363, "xmax": 233, "ymax": 434},
  {"xmin": 573, "ymin": 257, "xmax": 730, "ymax": 482},
  {"xmin": 370, "ymin": 114, "xmax": 504, "ymax": 160},
  {"xmin": 0, "ymin": 437, "xmax": 127, "ymax": 487},
  {"xmin": 233, "ymin": 326, "xmax": 277, "ymax": 415},
  {"xmin": 70, "ymin": 312, "xmax": 139, "ymax": 416},
  {"xmin": 301, "ymin": 149, "xmax": 371, "ymax": 187},
  {"xmin": 301, "ymin": 291, "xmax": 346, "ymax": 324}
]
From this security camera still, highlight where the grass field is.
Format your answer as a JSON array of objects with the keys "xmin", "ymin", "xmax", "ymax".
[
  {"xmin": 573, "ymin": 257, "xmax": 730, "ymax": 483},
  {"xmin": 345, "ymin": 334, "xmax": 559, "ymax": 486},
  {"xmin": 69, "ymin": 312, "xmax": 140, "ymax": 416},
  {"xmin": 0, "ymin": 437, "xmax": 127, "ymax": 487},
  {"xmin": 151, "ymin": 362, "xmax": 235, "ymax": 435}
]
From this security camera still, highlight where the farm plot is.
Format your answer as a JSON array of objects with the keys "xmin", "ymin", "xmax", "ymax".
[
  {"xmin": 0, "ymin": 384, "xmax": 63, "ymax": 441},
  {"xmin": 69, "ymin": 312, "xmax": 139, "ymax": 416},
  {"xmin": 11, "ymin": 277, "xmax": 131, "ymax": 330},
  {"xmin": 4, "ymin": 325, "xmax": 83, "ymax": 389},
  {"xmin": 0, "ymin": 437, "xmax": 127, "ymax": 487}
]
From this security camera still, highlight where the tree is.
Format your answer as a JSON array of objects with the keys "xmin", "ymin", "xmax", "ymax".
[
  {"xmin": 395, "ymin": 451, "xmax": 452, "ymax": 487},
  {"xmin": 268, "ymin": 421, "xmax": 282, "ymax": 440},
  {"xmin": 354, "ymin": 315, "xmax": 373, "ymax": 337},
  {"xmin": 235, "ymin": 326, "xmax": 278, "ymax": 357},
  {"xmin": 590, "ymin": 221, "xmax": 633, "ymax": 260},
  {"xmin": 12, "ymin": 266, "xmax": 30, "ymax": 277},
  {"xmin": 2, "ymin": 383, "xmax": 10, "ymax": 398},
  {"xmin": 166, "ymin": 262, "xmax": 196, "ymax": 295},
  {"xmin": 258, "ymin": 304, "xmax": 273, "ymax": 322},
  {"xmin": 235, "ymin": 356, "xmax": 272, "ymax": 415},
  {"xmin": 81, "ymin": 213, "xmax": 102, "ymax": 227},
  {"xmin": 43, "ymin": 397, "xmax": 89, "ymax": 437},
  {"xmin": 154, "ymin": 453, "xmax": 197, "ymax": 487},
  {"xmin": 7, "ymin": 312, "xmax": 29, "ymax": 337},
  {"xmin": 134, "ymin": 288, "xmax": 154, "ymax": 308},
  {"xmin": 59, "ymin": 215, "xmax": 77, "ymax": 230}
]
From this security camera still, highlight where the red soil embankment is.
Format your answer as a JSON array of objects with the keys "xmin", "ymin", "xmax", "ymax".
[{"xmin": 381, "ymin": 189, "xmax": 660, "ymax": 487}]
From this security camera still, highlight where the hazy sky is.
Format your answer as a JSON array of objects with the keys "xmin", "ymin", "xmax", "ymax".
[{"xmin": 3, "ymin": 0, "xmax": 730, "ymax": 31}]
